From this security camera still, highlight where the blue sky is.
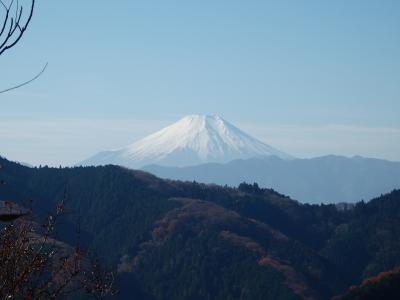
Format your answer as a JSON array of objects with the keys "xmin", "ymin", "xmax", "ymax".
[{"xmin": 1, "ymin": 1, "xmax": 399, "ymax": 165}]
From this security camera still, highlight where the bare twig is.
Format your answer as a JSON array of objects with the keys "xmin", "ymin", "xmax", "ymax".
[
  {"xmin": 0, "ymin": 173, "xmax": 117, "ymax": 299},
  {"xmin": 0, "ymin": 0, "xmax": 35, "ymax": 56},
  {"xmin": 0, "ymin": 0, "xmax": 48, "ymax": 93},
  {"xmin": 0, "ymin": 61, "xmax": 47, "ymax": 94}
]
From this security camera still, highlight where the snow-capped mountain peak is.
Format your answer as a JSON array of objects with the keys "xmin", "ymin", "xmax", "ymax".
[{"xmin": 81, "ymin": 115, "xmax": 293, "ymax": 168}]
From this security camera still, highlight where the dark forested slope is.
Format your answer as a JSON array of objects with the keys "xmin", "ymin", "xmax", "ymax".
[{"xmin": 1, "ymin": 156, "xmax": 399, "ymax": 299}]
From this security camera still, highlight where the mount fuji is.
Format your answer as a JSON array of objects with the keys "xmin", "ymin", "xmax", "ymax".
[{"xmin": 80, "ymin": 115, "xmax": 293, "ymax": 169}]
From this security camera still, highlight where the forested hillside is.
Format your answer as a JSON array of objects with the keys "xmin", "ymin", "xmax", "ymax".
[{"xmin": 1, "ymin": 156, "xmax": 399, "ymax": 299}]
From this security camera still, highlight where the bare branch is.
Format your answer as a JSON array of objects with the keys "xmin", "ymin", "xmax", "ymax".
[
  {"xmin": 0, "ymin": 1, "xmax": 8, "ymax": 10},
  {"xmin": 0, "ymin": 0, "xmax": 34, "ymax": 56},
  {"xmin": 0, "ymin": 178, "xmax": 117, "ymax": 298},
  {"xmin": 0, "ymin": 61, "xmax": 47, "ymax": 94}
]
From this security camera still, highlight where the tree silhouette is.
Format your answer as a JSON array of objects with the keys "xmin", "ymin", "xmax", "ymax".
[
  {"xmin": 0, "ymin": 166, "xmax": 116, "ymax": 299},
  {"xmin": 0, "ymin": 1, "xmax": 116, "ymax": 296},
  {"xmin": 0, "ymin": 0, "xmax": 35, "ymax": 56},
  {"xmin": 0, "ymin": 0, "xmax": 47, "ymax": 93}
]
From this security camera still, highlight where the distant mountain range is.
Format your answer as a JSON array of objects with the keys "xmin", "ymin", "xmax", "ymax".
[
  {"xmin": 80, "ymin": 114, "xmax": 293, "ymax": 168},
  {"xmin": 144, "ymin": 155, "xmax": 400, "ymax": 203},
  {"xmin": 79, "ymin": 114, "xmax": 400, "ymax": 204},
  {"xmin": 1, "ymin": 156, "xmax": 400, "ymax": 299}
]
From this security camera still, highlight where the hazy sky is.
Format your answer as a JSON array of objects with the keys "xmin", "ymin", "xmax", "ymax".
[{"xmin": 1, "ymin": 1, "xmax": 399, "ymax": 165}]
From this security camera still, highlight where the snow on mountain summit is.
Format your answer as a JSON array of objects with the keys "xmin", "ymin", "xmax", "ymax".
[{"xmin": 80, "ymin": 115, "xmax": 293, "ymax": 168}]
